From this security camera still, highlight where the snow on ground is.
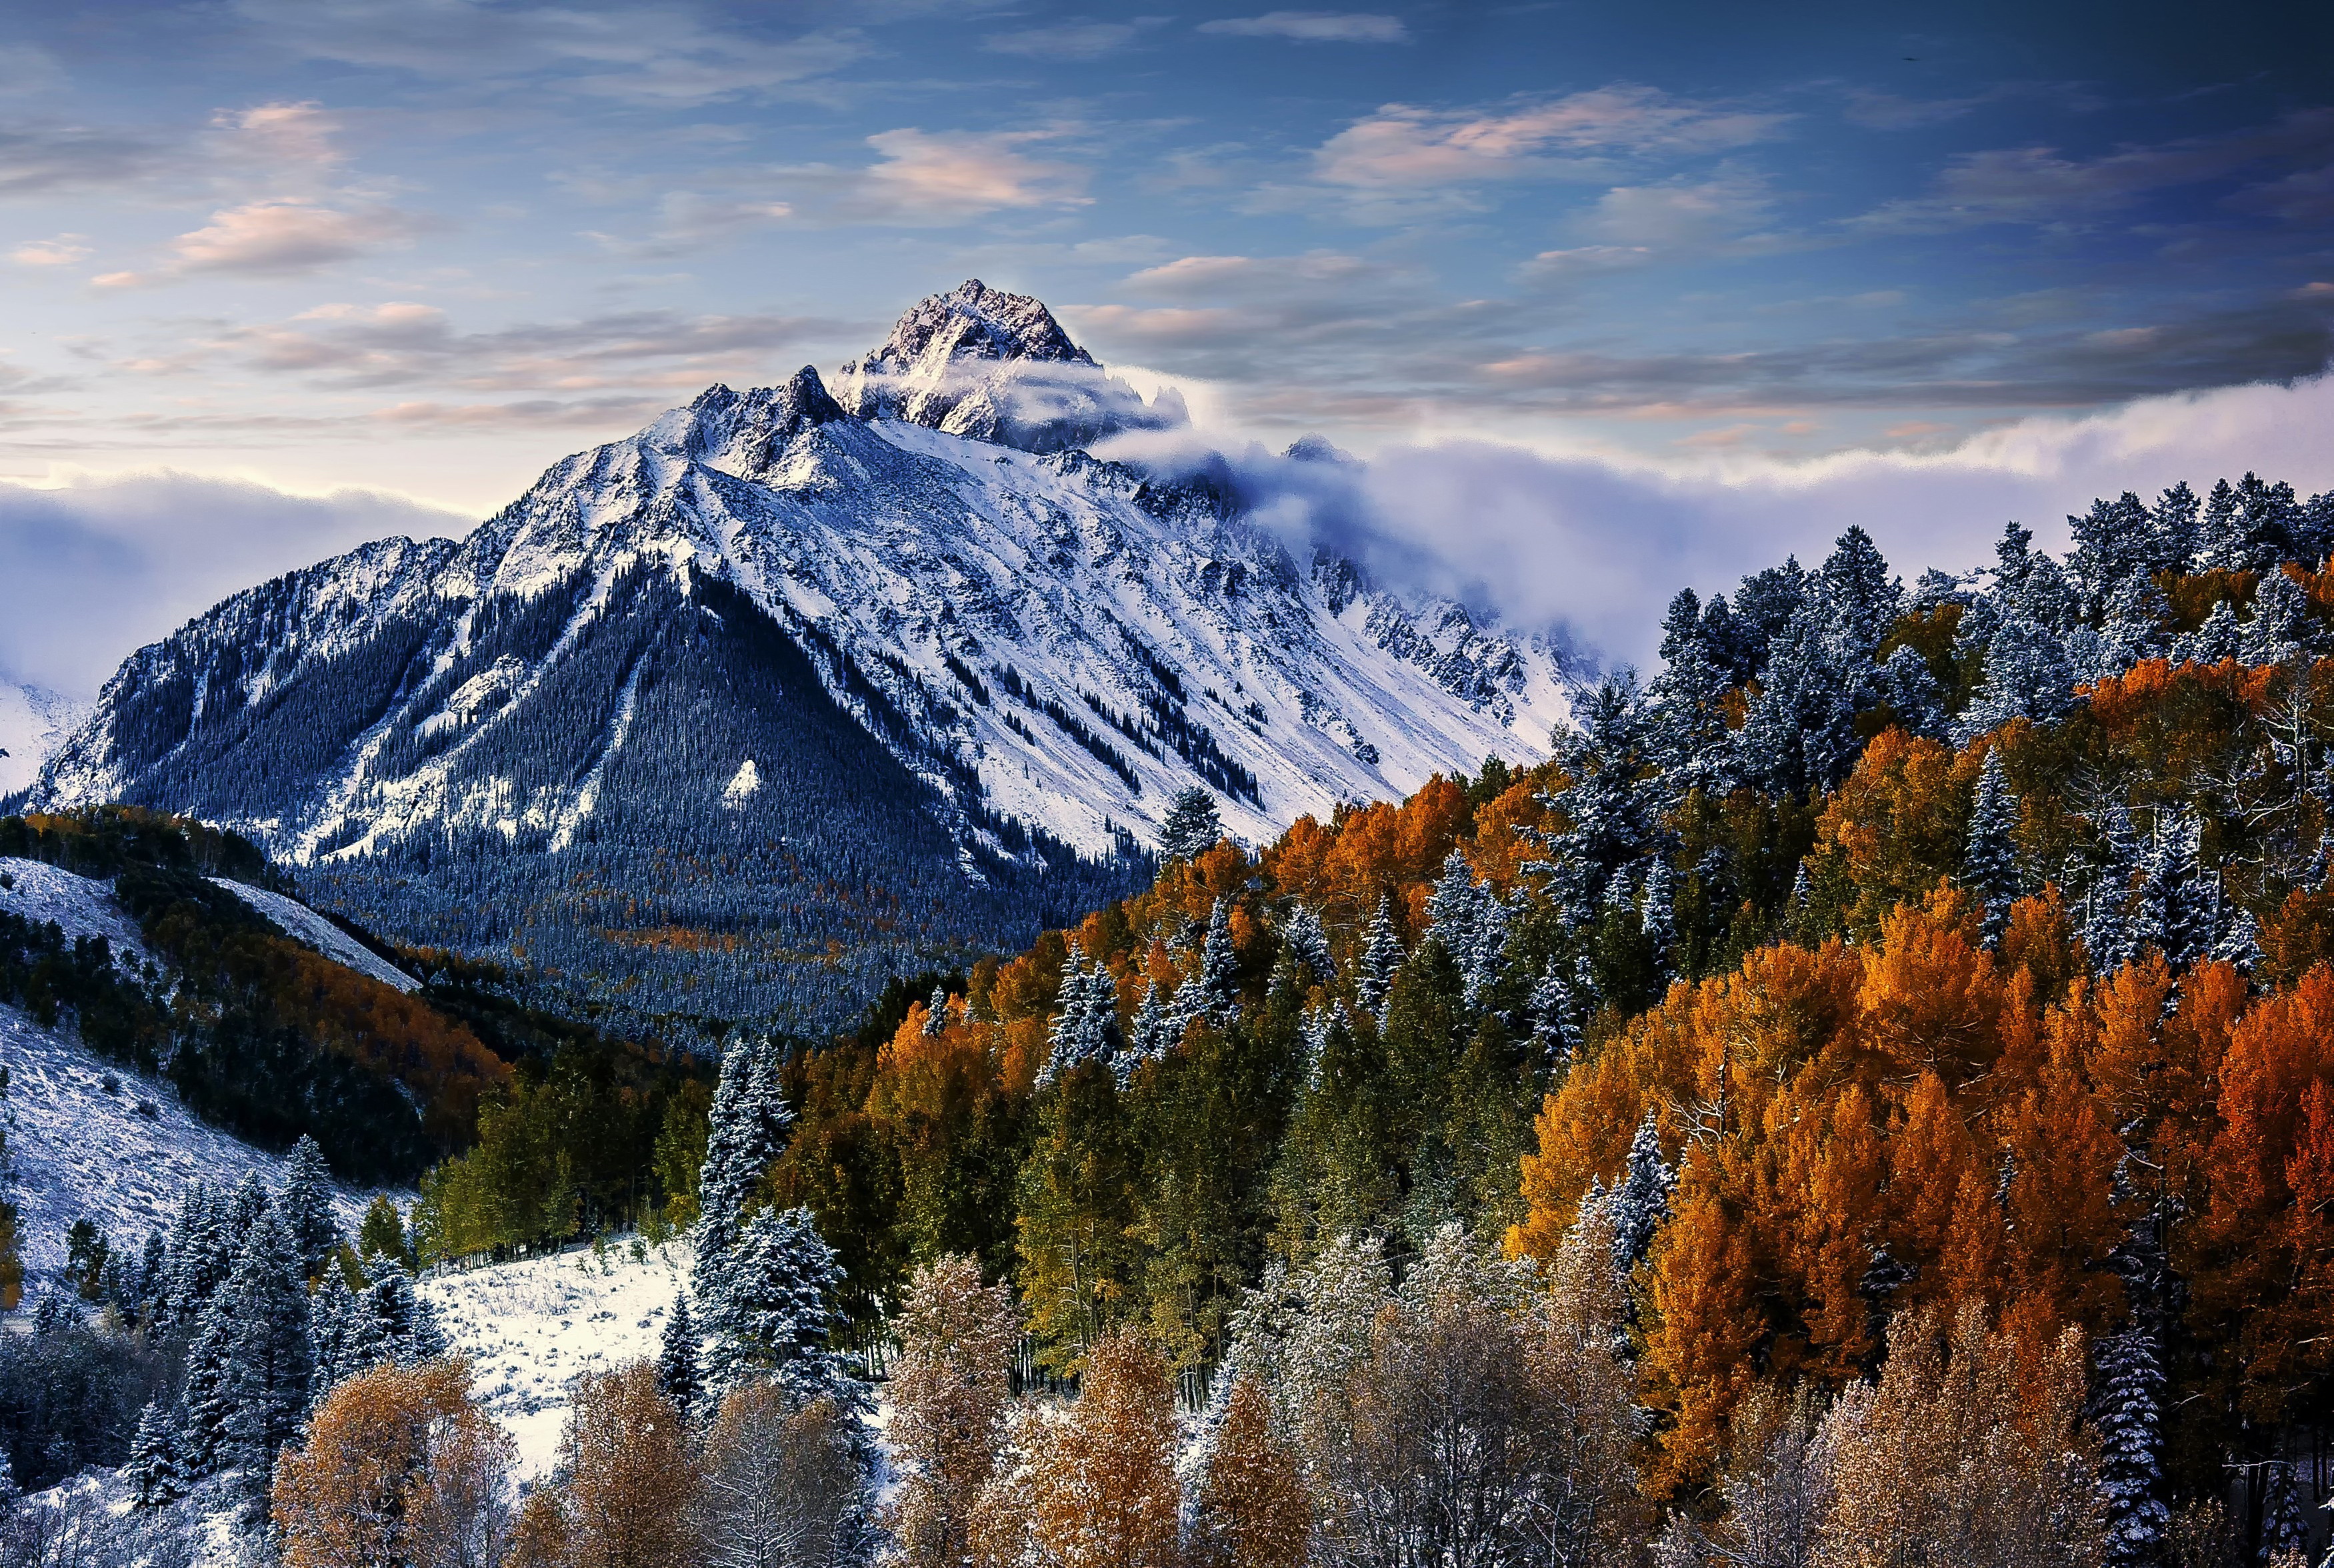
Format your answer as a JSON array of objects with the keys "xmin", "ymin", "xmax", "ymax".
[
  {"xmin": 0, "ymin": 858, "xmax": 153, "ymax": 969},
  {"xmin": 423, "ymin": 1237, "xmax": 691, "ymax": 1478},
  {"xmin": 0, "ymin": 1001, "xmax": 375, "ymax": 1283},
  {"xmin": 209, "ymin": 877, "xmax": 419, "ymax": 993}
]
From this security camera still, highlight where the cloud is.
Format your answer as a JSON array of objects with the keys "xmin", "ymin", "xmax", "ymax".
[
  {"xmin": 234, "ymin": 0, "xmax": 865, "ymax": 106},
  {"xmin": 1197, "ymin": 372, "xmax": 2334, "ymax": 669},
  {"xmin": 8, "ymin": 233, "xmax": 87, "ymax": 266},
  {"xmin": 0, "ymin": 123, "xmax": 169, "ymax": 196},
  {"xmin": 1851, "ymin": 107, "xmax": 2334, "ymax": 234},
  {"xmin": 205, "ymin": 301, "xmax": 859, "ymax": 391},
  {"xmin": 1575, "ymin": 165, "xmax": 1774, "ymax": 247},
  {"xmin": 775, "ymin": 127, "xmax": 1092, "ymax": 226},
  {"xmin": 1313, "ymin": 85, "xmax": 1787, "ymax": 189},
  {"xmin": 0, "ymin": 473, "xmax": 469, "ymax": 696},
  {"xmin": 95, "ymin": 197, "xmax": 432, "ymax": 286},
  {"xmin": 1198, "ymin": 11, "xmax": 1408, "ymax": 43},
  {"xmin": 984, "ymin": 19, "xmax": 1161, "ymax": 59},
  {"xmin": 216, "ymin": 101, "xmax": 344, "ymax": 171}
]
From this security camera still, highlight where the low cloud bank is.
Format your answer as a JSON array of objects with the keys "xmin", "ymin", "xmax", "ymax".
[
  {"xmin": 1133, "ymin": 371, "xmax": 2334, "ymax": 669},
  {"xmin": 0, "ymin": 473, "xmax": 466, "ymax": 696}
]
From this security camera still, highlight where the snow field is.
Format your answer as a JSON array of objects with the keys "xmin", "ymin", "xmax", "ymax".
[{"xmin": 422, "ymin": 1236, "xmax": 693, "ymax": 1478}]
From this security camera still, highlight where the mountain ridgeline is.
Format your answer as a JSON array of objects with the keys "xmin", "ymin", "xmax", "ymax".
[{"xmin": 19, "ymin": 281, "xmax": 1570, "ymax": 1031}]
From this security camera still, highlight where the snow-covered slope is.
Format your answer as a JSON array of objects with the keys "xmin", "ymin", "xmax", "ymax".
[
  {"xmin": 0, "ymin": 681, "xmax": 86, "ymax": 801},
  {"xmin": 210, "ymin": 876, "xmax": 419, "ymax": 993},
  {"xmin": 424, "ymin": 1239, "xmax": 689, "ymax": 1476},
  {"xmin": 0, "ymin": 857, "xmax": 153, "ymax": 969}
]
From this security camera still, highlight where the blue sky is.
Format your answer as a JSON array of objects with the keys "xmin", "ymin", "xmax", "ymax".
[{"xmin": 2, "ymin": 0, "xmax": 2333, "ymax": 687}]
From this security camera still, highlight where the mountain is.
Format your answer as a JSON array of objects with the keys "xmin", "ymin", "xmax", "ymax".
[
  {"xmin": 27, "ymin": 281, "xmax": 1572, "ymax": 1029},
  {"xmin": 0, "ymin": 681, "xmax": 86, "ymax": 800}
]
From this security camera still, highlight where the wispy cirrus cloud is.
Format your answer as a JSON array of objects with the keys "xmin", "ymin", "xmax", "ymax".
[
  {"xmin": 94, "ymin": 197, "xmax": 433, "ymax": 287},
  {"xmin": 1197, "ymin": 11, "xmax": 1408, "ymax": 43},
  {"xmin": 1850, "ymin": 107, "xmax": 2334, "ymax": 233},
  {"xmin": 233, "ymin": 0, "xmax": 866, "ymax": 106},
  {"xmin": 984, "ymin": 19, "xmax": 1165, "ymax": 59},
  {"xmin": 1313, "ymin": 85, "xmax": 1788, "ymax": 189}
]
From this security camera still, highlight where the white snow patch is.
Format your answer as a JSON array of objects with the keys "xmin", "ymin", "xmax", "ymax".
[
  {"xmin": 0, "ymin": 682, "xmax": 85, "ymax": 799},
  {"xmin": 209, "ymin": 877, "xmax": 419, "ymax": 993},
  {"xmin": 722, "ymin": 757, "xmax": 761, "ymax": 805},
  {"xmin": 423, "ymin": 1237, "xmax": 692, "ymax": 1479}
]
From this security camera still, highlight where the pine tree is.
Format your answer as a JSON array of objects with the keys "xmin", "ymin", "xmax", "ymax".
[
  {"xmin": 2212, "ymin": 902, "xmax": 2266, "ymax": 975},
  {"xmin": 2085, "ymin": 806, "xmax": 2144, "ymax": 972},
  {"xmin": 125, "ymin": 1398, "xmax": 180, "ymax": 1508},
  {"xmin": 165, "ymin": 1183, "xmax": 227, "ymax": 1330},
  {"xmin": 2179, "ymin": 599, "xmax": 2244, "ymax": 665},
  {"xmin": 2098, "ymin": 571, "xmax": 2175, "ymax": 675},
  {"xmin": 1529, "ymin": 961, "xmax": 1582, "ymax": 1064},
  {"xmin": 2158, "ymin": 808, "xmax": 2214, "ymax": 967},
  {"xmin": 278, "ymin": 1135, "xmax": 339, "ymax": 1283},
  {"xmin": 2151, "ymin": 481, "xmax": 2201, "ymax": 577},
  {"xmin": 175, "ymin": 1297, "xmax": 236, "ymax": 1479},
  {"xmin": 922, "ymin": 985, "xmax": 949, "ymax": 1037},
  {"xmin": 657, "ymin": 1292, "xmax": 703, "ymax": 1420},
  {"xmin": 364, "ymin": 1259, "xmax": 447, "ymax": 1364},
  {"xmin": 1639, "ymin": 857, "xmax": 1676, "ymax": 982},
  {"xmin": 699, "ymin": 1204, "xmax": 866, "ymax": 1415},
  {"xmin": 222, "ymin": 1210, "xmax": 314, "ymax": 1479},
  {"xmin": 693, "ymin": 1035, "xmax": 795, "ymax": 1305},
  {"xmin": 1739, "ymin": 609, "xmax": 1863, "ymax": 797},
  {"xmin": 1816, "ymin": 525, "xmax": 1901, "ymax": 662},
  {"xmin": 2092, "ymin": 1327, "xmax": 2169, "ymax": 1568},
  {"xmin": 2193, "ymin": 477, "xmax": 2245, "ymax": 571},
  {"xmin": 1544, "ymin": 675, "xmax": 1660, "ymax": 915},
  {"xmin": 1161, "ymin": 787, "xmax": 1225, "ymax": 861},
  {"xmin": 134, "ymin": 1229, "xmax": 168, "ymax": 1324},
  {"xmin": 1645, "ymin": 636, "xmax": 1742, "ymax": 801},
  {"xmin": 1425, "ymin": 851, "xmax": 1479, "ymax": 959},
  {"xmin": 1956, "ymin": 611, "xmax": 2074, "ymax": 743},
  {"xmin": 2260, "ymin": 1460, "xmax": 2307, "ymax": 1562},
  {"xmin": 1282, "ymin": 903, "xmax": 1335, "ymax": 984},
  {"xmin": 1963, "ymin": 749, "xmax": 2023, "ymax": 947},
  {"xmin": 1194, "ymin": 897, "xmax": 1241, "ymax": 1023},
  {"xmin": 2243, "ymin": 569, "xmax": 2310, "ymax": 665},
  {"xmin": 1127, "ymin": 979, "xmax": 1177, "ymax": 1075},
  {"xmin": 1873, "ymin": 644, "xmax": 1947, "ymax": 741},
  {"xmin": 1355, "ymin": 895, "xmax": 1404, "ymax": 1020},
  {"xmin": 29, "ymin": 1293, "xmax": 73, "ymax": 1334},
  {"xmin": 1610, "ymin": 1112, "xmax": 1676, "ymax": 1284}
]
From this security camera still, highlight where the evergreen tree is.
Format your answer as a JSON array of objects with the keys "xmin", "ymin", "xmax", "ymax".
[
  {"xmin": 125, "ymin": 1400, "xmax": 180, "ymax": 1509},
  {"xmin": 2157, "ymin": 808, "xmax": 2214, "ymax": 967},
  {"xmin": 922, "ymin": 985, "xmax": 949, "ymax": 1036},
  {"xmin": 278, "ymin": 1134, "xmax": 339, "ymax": 1283},
  {"xmin": 2243, "ymin": 569, "xmax": 2310, "ymax": 665},
  {"xmin": 2085, "ymin": 807, "xmax": 2145, "ymax": 972},
  {"xmin": 2178, "ymin": 599, "xmax": 2243, "ymax": 665},
  {"xmin": 694, "ymin": 1035, "xmax": 795, "ymax": 1299},
  {"xmin": 1964, "ymin": 749, "xmax": 2023, "ymax": 947},
  {"xmin": 1545, "ymin": 675, "xmax": 1661, "ymax": 913},
  {"xmin": 175, "ymin": 1297, "xmax": 236, "ymax": 1479},
  {"xmin": 29, "ymin": 1293, "xmax": 73, "ymax": 1334},
  {"xmin": 657, "ymin": 1291, "xmax": 704, "ymax": 1420},
  {"xmin": 2259, "ymin": 1460, "xmax": 2307, "ymax": 1563},
  {"xmin": 1738, "ymin": 609, "xmax": 1862, "ymax": 797},
  {"xmin": 1355, "ymin": 896, "xmax": 1404, "ymax": 1021},
  {"xmin": 1041, "ymin": 948, "xmax": 1123, "ymax": 1087},
  {"xmin": 134, "ymin": 1228, "xmax": 167, "ymax": 1324},
  {"xmin": 1529, "ymin": 961, "xmax": 1582, "ymax": 1065},
  {"xmin": 1956, "ymin": 611, "xmax": 2074, "ymax": 743},
  {"xmin": 2092, "ymin": 1327, "xmax": 2169, "ymax": 1568},
  {"xmin": 1645, "ymin": 636, "xmax": 1741, "ymax": 803},
  {"xmin": 2193, "ymin": 479, "xmax": 2246, "ymax": 572},
  {"xmin": 2097, "ymin": 572, "xmax": 2174, "ymax": 674},
  {"xmin": 165, "ymin": 1183, "xmax": 228, "ymax": 1330},
  {"xmin": 2069, "ymin": 492, "xmax": 2157, "ymax": 609},
  {"xmin": 1425, "ymin": 851, "xmax": 1479, "ymax": 959},
  {"xmin": 1160, "ymin": 787, "xmax": 1225, "ymax": 861},
  {"xmin": 1193, "ymin": 897, "xmax": 1241, "ymax": 1023},
  {"xmin": 2150, "ymin": 481, "xmax": 2201, "ymax": 577},
  {"xmin": 698, "ymin": 1204, "xmax": 867, "ymax": 1417},
  {"xmin": 1639, "ymin": 857, "xmax": 1676, "ymax": 982},
  {"xmin": 1609, "ymin": 1112, "xmax": 1676, "ymax": 1285},
  {"xmin": 1816, "ymin": 525, "xmax": 1901, "ymax": 662},
  {"xmin": 1282, "ymin": 903, "xmax": 1335, "ymax": 984},
  {"xmin": 1872, "ymin": 644, "xmax": 1947, "ymax": 741},
  {"xmin": 2212, "ymin": 903, "xmax": 2266, "ymax": 975},
  {"xmin": 221, "ymin": 1210, "xmax": 314, "ymax": 1478},
  {"xmin": 1127, "ymin": 979, "xmax": 1177, "ymax": 1075}
]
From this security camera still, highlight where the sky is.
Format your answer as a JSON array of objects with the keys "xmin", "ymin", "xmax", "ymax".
[{"xmin": 2, "ymin": 0, "xmax": 2333, "ymax": 692}]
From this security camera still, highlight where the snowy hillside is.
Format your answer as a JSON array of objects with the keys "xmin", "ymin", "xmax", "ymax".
[
  {"xmin": 423, "ymin": 1239, "xmax": 690, "ymax": 1477},
  {"xmin": 0, "ymin": 1001, "xmax": 373, "ymax": 1282},
  {"xmin": 0, "ymin": 681, "xmax": 85, "ymax": 801}
]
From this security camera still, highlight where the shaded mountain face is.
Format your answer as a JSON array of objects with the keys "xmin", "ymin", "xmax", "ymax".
[{"xmin": 31, "ymin": 284, "xmax": 1571, "ymax": 1029}]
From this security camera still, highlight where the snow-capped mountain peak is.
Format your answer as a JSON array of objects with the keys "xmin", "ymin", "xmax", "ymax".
[
  {"xmin": 837, "ymin": 279, "xmax": 1179, "ymax": 455},
  {"xmin": 29, "ymin": 281, "xmax": 1573, "ymax": 1025}
]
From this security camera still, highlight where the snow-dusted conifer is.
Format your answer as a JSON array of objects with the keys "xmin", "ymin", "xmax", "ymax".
[
  {"xmin": 1956, "ymin": 611, "xmax": 2074, "ymax": 744},
  {"xmin": 30, "ymin": 1293, "xmax": 73, "ymax": 1335},
  {"xmin": 693, "ymin": 1035, "xmax": 795, "ymax": 1298},
  {"xmin": 125, "ymin": 1401, "xmax": 179, "ymax": 1509},
  {"xmin": 1964, "ymin": 749, "xmax": 2023, "ymax": 947},
  {"xmin": 221, "ymin": 1211, "xmax": 313, "ymax": 1477},
  {"xmin": 1464, "ymin": 886, "xmax": 1510, "ymax": 1004},
  {"xmin": 658, "ymin": 1291, "xmax": 703, "ymax": 1419},
  {"xmin": 2213, "ymin": 903, "xmax": 2266, "ymax": 975},
  {"xmin": 1193, "ymin": 897, "xmax": 1240, "ymax": 1022},
  {"xmin": 1282, "ymin": 903, "xmax": 1334, "ymax": 984},
  {"xmin": 277, "ymin": 1134, "xmax": 339, "ymax": 1282},
  {"xmin": 174, "ymin": 1299, "xmax": 235, "ymax": 1479},
  {"xmin": 1355, "ymin": 895, "xmax": 1403, "ymax": 1019},
  {"xmin": 1160, "ymin": 787, "xmax": 1224, "ymax": 862},
  {"xmin": 1126, "ymin": 979, "xmax": 1177, "ymax": 1075},
  {"xmin": 2192, "ymin": 478, "xmax": 2244, "ymax": 572},
  {"xmin": 2243, "ymin": 569, "xmax": 2310, "ymax": 665},
  {"xmin": 365, "ymin": 1258, "xmax": 446, "ymax": 1363},
  {"xmin": 134, "ymin": 1229, "xmax": 167, "ymax": 1323},
  {"xmin": 921, "ymin": 986, "xmax": 948, "ymax": 1036},
  {"xmin": 1816, "ymin": 525, "xmax": 1901, "ymax": 661},
  {"xmin": 2092, "ymin": 1327, "xmax": 2170, "ymax": 1568},
  {"xmin": 2178, "ymin": 599, "xmax": 2243, "ymax": 666},
  {"xmin": 2260, "ymin": 1461, "xmax": 2307, "ymax": 1562},
  {"xmin": 699, "ymin": 1205, "xmax": 866, "ymax": 1416},
  {"xmin": 1609, "ymin": 1112, "xmax": 1675, "ymax": 1283},
  {"xmin": 1529, "ymin": 961, "xmax": 1582, "ymax": 1064},
  {"xmin": 1739, "ymin": 610, "xmax": 1862, "ymax": 797},
  {"xmin": 1873, "ymin": 644, "xmax": 1947, "ymax": 739},
  {"xmin": 1425, "ymin": 851, "xmax": 1479, "ymax": 958},
  {"xmin": 1639, "ymin": 858, "xmax": 1675, "ymax": 981},
  {"xmin": 2085, "ymin": 806, "xmax": 2144, "ymax": 973}
]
